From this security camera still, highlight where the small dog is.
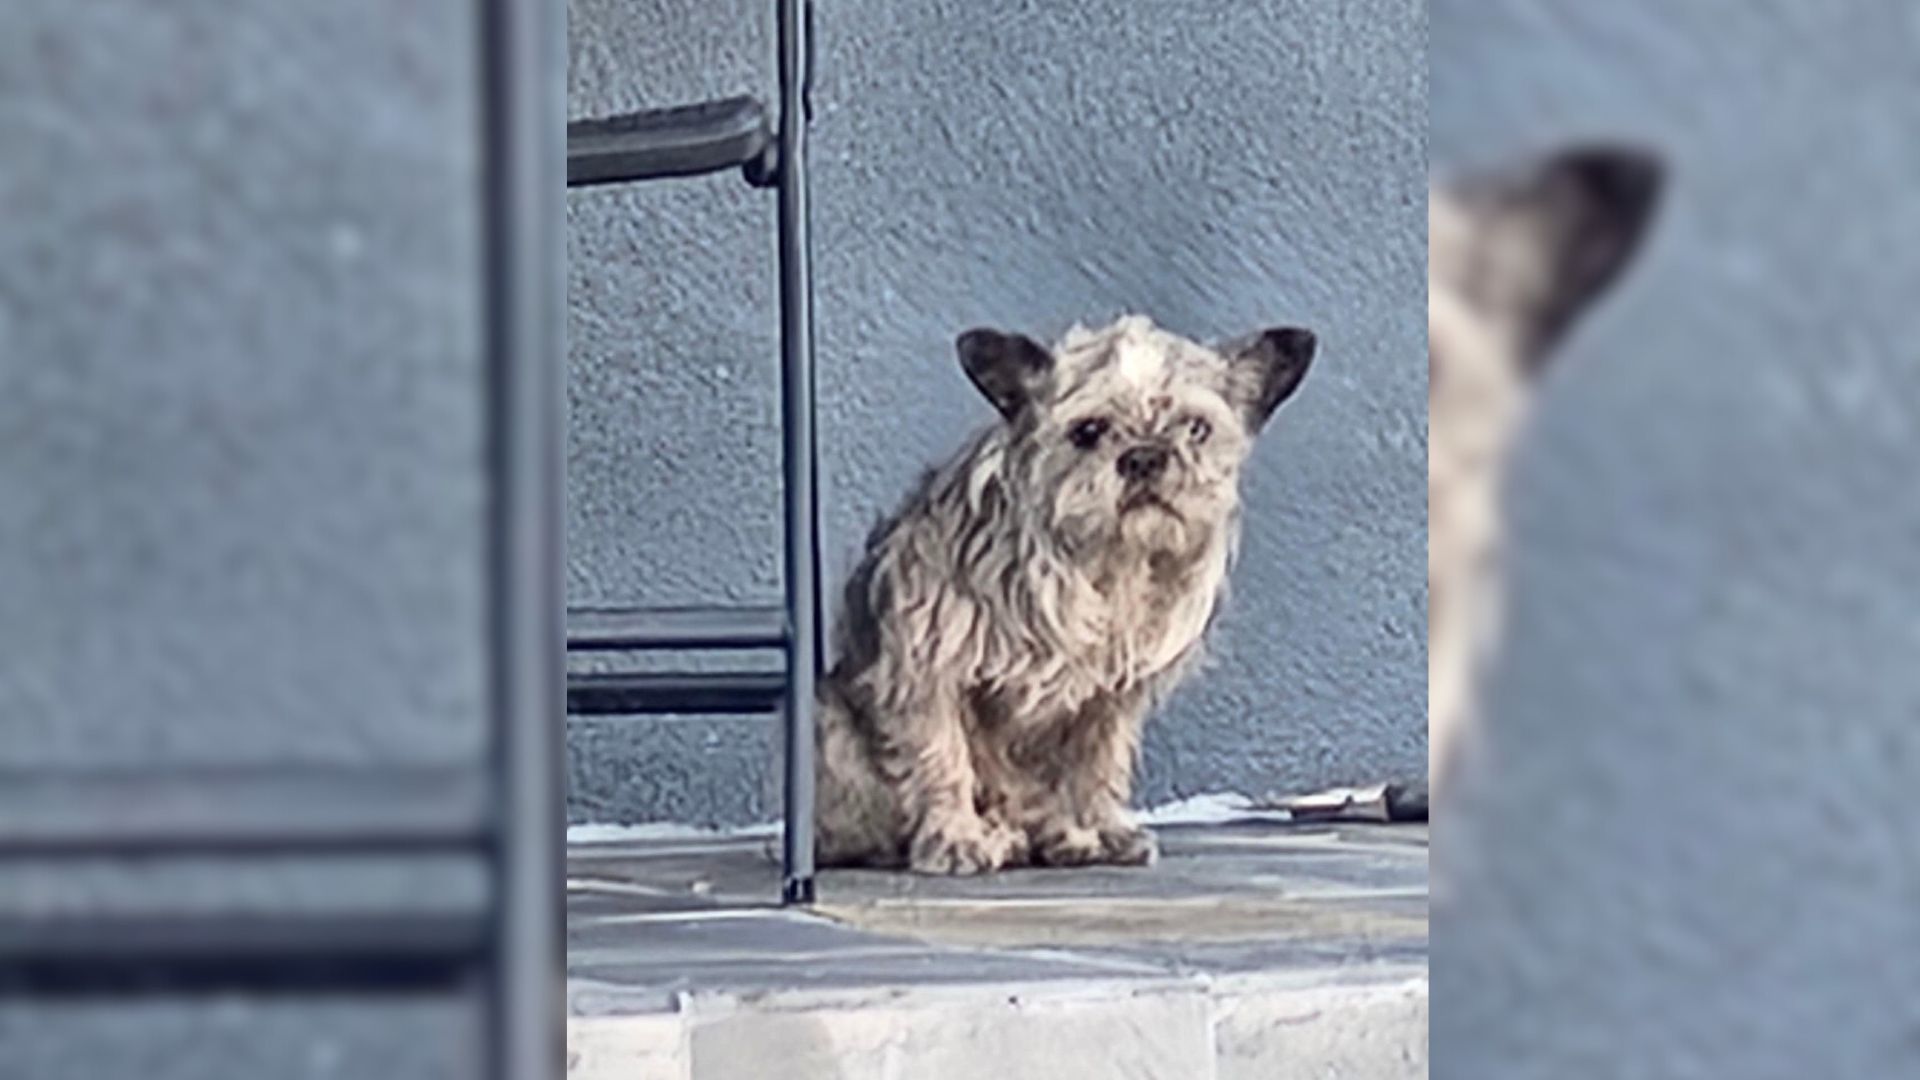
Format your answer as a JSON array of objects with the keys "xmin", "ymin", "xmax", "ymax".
[
  {"xmin": 1429, "ymin": 144, "xmax": 1664, "ymax": 801},
  {"xmin": 815, "ymin": 315, "xmax": 1316, "ymax": 874}
]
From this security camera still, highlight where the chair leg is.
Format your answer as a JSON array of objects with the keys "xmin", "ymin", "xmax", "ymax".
[{"xmin": 776, "ymin": 0, "xmax": 820, "ymax": 906}]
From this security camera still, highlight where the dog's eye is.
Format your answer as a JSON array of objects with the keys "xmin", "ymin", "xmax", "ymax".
[
  {"xmin": 1186, "ymin": 417, "xmax": 1212, "ymax": 444},
  {"xmin": 1068, "ymin": 418, "xmax": 1109, "ymax": 450}
]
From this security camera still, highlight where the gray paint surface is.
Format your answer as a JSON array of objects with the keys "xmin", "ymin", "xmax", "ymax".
[
  {"xmin": 0, "ymin": 0, "xmax": 487, "ymax": 771},
  {"xmin": 1, "ymin": 0, "xmax": 489, "ymax": 1072},
  {"xmin": 1432, "ymin": 2, "xmax": 1920, "ymax": 1076},
  {"xmin": 1, "ymin": 996, "xmax": 482, "ymax": 1080},
  {"xmin": 567, "ymin": 0, "xmax": 1426, "ymax": 825}
]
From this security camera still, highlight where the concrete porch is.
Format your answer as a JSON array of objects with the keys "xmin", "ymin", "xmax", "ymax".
[{"xmin": 567, "ymin": 811, "xmax": 1427, "ymax": 1079}]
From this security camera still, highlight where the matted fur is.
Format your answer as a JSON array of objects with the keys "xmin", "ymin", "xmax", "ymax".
[
  {"xmin": 816, "ymin": 315, "xmax": 1315, "ymax": 874},
  {"xmin": 1429, "ymin": 145, "xmax": 1663, "ymax": 802}
]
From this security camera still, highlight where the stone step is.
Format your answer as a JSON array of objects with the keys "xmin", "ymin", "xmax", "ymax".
[{"xmin": 566, "ymin": 818, "xmax": 1428, "ymax": 1080}]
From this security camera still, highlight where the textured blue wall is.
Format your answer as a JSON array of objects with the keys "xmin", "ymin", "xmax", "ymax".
[
  {"xmin": 1433, "ymin": 2, "xmax": 1920, "ymax": 1075},
  {"xmin": 566, "ymin": 0, "xmax": 1427, "ymax": 824}
]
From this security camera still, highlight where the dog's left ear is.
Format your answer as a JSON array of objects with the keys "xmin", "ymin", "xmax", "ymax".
[
  {"xmin": 1441, "ymin": 144, "xmax": 1664, "ymax": 372},
  {"xmin": 1513, "ymin": 145, "xmax": 1664, "ymax": 366},
  {"xmin": 1227, "ymin": 327, "xmax": 1316, "ymax": 432},
  {"xmin": 957, "ymin": 328, "xmax": 1054, "ymax": 420}
]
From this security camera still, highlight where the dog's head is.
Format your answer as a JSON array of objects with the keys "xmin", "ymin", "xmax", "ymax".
[{"xmin": 955, "ymin": 315, "xmax": 1315, "ymax": 559}]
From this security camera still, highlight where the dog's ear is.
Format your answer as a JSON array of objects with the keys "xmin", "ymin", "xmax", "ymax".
[
  {"xmin": 957, "ymin": 328, "xmax": 1054, "ymax": 420},
  {"xmin": 1444, "ymin": 144, "xmax": 1664, "ymax": 372},
  {"xmin": 1517, "ymin": 145, "xmax": 1664, "ymax": 366},
  {"xmin": 1226, "ymin": 326, "xmax": 1316, "ymax": 432}
]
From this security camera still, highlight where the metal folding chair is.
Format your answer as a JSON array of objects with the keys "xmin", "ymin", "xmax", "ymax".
[{"xmin": 564, "ymin": 0, "xmax": 822, "ymax": 905}]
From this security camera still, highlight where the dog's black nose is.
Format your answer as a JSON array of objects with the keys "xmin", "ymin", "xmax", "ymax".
[{"xmin": 1117, "ymin": 445, "xmax": 1169, "ymax": 482}]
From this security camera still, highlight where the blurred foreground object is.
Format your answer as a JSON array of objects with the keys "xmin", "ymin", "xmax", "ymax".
[
  {"xmin": 1427, "ymin": 144, "xmax": 1664, "ymax": 804},
  {"xmin": 1433, "ymin": 1, "xmax": 1920, "ymax": 1075},
  {"xmin": 0, "ymin": 1, "xmax": 562, "ymax": 1076}
]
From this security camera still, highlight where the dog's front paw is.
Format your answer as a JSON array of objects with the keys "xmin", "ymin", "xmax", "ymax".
[
  {"xmin": 1032, "ymin": 823, "xmax": 1106, "ymax": 867},
  {"xmin": 1033, "ymin": 819, "xmax": 1158, "ymax": 868},
  {"xmin": 984, "ymin": 815, "xmax": 1031, "ymax": 867},
  {"xmin": 1096, "ymin": 822, "xmax": 1158, "ymax": 866},
  {"xmin": 909, "ymin": 816, "xmax": 1018, "ymax": 875}
]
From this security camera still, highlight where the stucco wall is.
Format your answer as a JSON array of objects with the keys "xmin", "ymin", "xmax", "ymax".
[
  {"xmin": 566, "ymin": 0, "xmax": 1427, "ymax": 824},
  {"xmin": 1432, "ymin": 2, "xmax": 1920, "ymax": 1075}
]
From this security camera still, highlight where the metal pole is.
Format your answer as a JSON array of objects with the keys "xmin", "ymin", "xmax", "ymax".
[
  {"xmin": 776, "ymin": 0, "xmax": 820, "ymax": 906},
  {"xmin": 480, "ymin": 0, "xmax": 564, "ymax": 1075}
]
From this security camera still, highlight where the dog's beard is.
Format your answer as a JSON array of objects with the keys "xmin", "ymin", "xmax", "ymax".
[
  {"xmin": 1118, "ymin": 497, "xmax": 1197, "ymax": 555},
  {"xmin": 1119, "ymin": 487, "xmax": 1178, "ymax": 516}
]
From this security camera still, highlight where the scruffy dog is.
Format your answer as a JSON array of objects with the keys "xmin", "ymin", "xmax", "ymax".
[
  {"xmin": 815, "ymin": 315, "xmax": 1316, "ymax": 874},
  {"xmin": 1429, "ymin": 144, "xmax": 1663, "ymax": 801}
]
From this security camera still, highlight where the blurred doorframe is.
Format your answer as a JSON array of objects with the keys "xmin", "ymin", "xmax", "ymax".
[{"xmin": 479, "ymin": 0, "xmax": 566, "ymax": 1076}]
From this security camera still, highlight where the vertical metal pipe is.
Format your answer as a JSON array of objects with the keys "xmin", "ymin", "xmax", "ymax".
[
  {"xmin": 480, "ymin": 0, "xmax": 564, "ymax": 1074},
  {"xmin": 776, "ymin": 0, "xmax": 820, "ymax": 906}
]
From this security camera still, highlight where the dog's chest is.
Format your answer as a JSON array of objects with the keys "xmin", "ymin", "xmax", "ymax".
[{"xmin": 1085, "ymin": 551, "xmax": 1222, "ymax": 686}]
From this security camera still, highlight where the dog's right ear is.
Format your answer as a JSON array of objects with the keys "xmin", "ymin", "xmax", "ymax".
[{"xmin": 957, "ymin": 328, "xmax": 1054, "ymax": 420}]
